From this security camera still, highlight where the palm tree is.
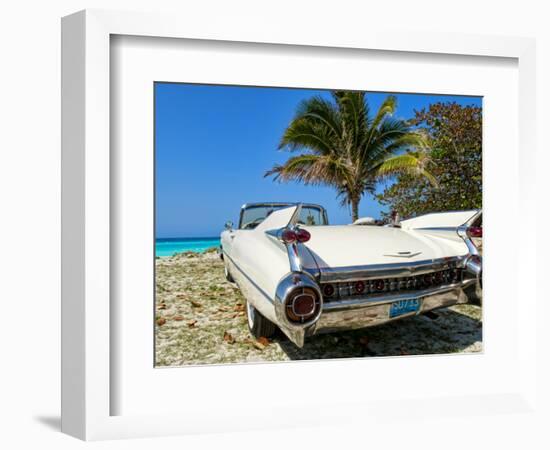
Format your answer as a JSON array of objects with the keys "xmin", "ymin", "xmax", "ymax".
[{"xmin": 265, "ymin": 91, "xmax": 437, "ymax": 222}]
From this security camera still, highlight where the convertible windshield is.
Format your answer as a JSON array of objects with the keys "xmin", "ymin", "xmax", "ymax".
[{"xmin": 239, "ymin": 204, "xmax": 328, "ymax": 230}]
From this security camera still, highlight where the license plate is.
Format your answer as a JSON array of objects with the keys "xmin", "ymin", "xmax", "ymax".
[{"xmin": 389, "ymin": 298, "xmax": 421, "ymax": 318}]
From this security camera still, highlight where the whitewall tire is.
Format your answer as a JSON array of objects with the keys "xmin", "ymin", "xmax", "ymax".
[{"xmin": 246, "ymin": 300, "xmax": 276, "ymax": 338}]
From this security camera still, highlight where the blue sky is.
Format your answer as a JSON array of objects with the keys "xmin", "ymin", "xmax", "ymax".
[{"xmin": 155, "ymin": 83, "xmax": 481, "ymax": 238}]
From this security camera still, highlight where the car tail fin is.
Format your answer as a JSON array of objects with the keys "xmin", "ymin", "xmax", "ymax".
[{"xmin": 254, "ymin": 205, "xmax": 300, "ymax": 232}]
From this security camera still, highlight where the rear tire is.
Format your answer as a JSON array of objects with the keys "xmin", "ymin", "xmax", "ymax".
[
  {"xmin": 464, "ymin": 282, "xmax": 482, "ymax": 306},
  {"xmin": 246, "ymin": 300, "xmax": 276, "ymax": 338},
  {"xmin": 224, "ymin": 263, "xmax": 234, "ymax": 283}
]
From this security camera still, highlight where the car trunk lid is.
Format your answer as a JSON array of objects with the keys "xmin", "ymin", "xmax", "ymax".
[{"xmin": 300, "ymin": 225, "xmax": 467, "ymax": 270}]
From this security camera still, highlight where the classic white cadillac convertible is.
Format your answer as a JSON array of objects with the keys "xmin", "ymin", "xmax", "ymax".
[{"xmin": 220, "ymin": 202, "xmax": 482, "ymax": 347}]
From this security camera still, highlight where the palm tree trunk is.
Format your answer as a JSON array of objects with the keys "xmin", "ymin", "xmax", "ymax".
[{"xmin": 351, "ymin": 199, "xmax": 359, "ymax": 223}]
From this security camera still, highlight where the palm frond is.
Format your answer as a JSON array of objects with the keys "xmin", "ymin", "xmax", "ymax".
[
  {"xmin": 264, "ymin": 154, "xmax": 353, "ymax": 188},
  {"xmin": 375, "ymin": 153, "xmax": 438, "ymax": 187},
  {"xmin": 366, "ymin": 131, "xmax": 428, "ymax": 168},
  {"xmin": 278, "ymin": 117, "xmax": 338, "ymax": 155},
  {"xmin": 358, "ymin": 97, "xmax": 401, "ymax": 166},
  {"xmin": 333, "ymin": 91, "xmax": 369, "ymax": 153},
  {"xmin": 287, "ymin": 96, "xmax": 342, "ymax": 141},
  {"xmin": 368, "ymin": 95, "xmax": 397, "ymax": 134}
]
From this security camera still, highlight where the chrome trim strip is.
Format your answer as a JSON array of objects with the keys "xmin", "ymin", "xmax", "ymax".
[
  {"xmin": 286, "ymin": 204, "xmax": 304, "ymax": 272},
  {"xmin": 457, "ymin": 225, "xmax": 480, "ymax": 256},
  {"xmin": 316, "ymin": 255, "xmax": 467, "ymax": 282},
  {"xmin": 414, "ymin": 226, "xmax": 460, "ymax": 232},
  {"xmin": 264, "ymin": 229, "xmax": 279, "ymax": 239},
  {"xmin": 383, "ymin": 251, "xmax": 422, "ymax": 258},
  {"xmin": 322, "ymin": 280, "xmax": 475, "ymax": 311},
  {"xmin": 286, "ymin": 242, "xmax": 303, "ymax": 272},
  {"xmin": 222, "ymin": 250, "xmax": 273, "ymax": 304}
]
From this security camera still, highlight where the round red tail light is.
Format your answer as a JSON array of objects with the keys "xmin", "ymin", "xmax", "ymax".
[
  {"xmin": 285, "ymin": 287, "xmax": 320, "ymax": 323},
  {"xmin": 423, "ymin": 274, "xmax": 433, "ymax": 286},
  {"xmin": 281, "ymin": 228, "xmax": 310, "ymax": 244},
  {"xmin": 322, "ymin": 283, "xmax": 335, "ymax": 297},
  {"xmin": 434, "ymin": 272, "xmax": 443, "ymax": 284},
  {"xmin": 354, "ymin": 280, "xmax": 365, "ymax": 294},
  {"xmin": 468, "ymin": 226, "xmax": 482, "ymax": 238},
  {"xmin": 293, "ymin": 295, "xmax": 315, "ymax": 315},
  {"xmin": 281, "ymin": 229, "xmax": 297, "ymax": 244},
  {"xmin": 296, "ymin": 228, "xmax": 311, "ymax": 243},
  {"xmin": 374, "ymin": 279, "xmax": 385, "ymax": 291}
]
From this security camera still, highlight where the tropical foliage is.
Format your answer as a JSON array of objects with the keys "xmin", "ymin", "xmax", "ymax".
[
  {"xmin": 265, "ymin": 91, "xmax": 436, "ymax": 222},
  {"xmin": 376, "ymin": 102, "xmax": 482, "ymax": 218}
]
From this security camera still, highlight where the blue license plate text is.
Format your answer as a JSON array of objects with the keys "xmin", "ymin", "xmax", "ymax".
[{"xmin": 389, "ymin": 298, "xmax": 421, "ymax": 318}]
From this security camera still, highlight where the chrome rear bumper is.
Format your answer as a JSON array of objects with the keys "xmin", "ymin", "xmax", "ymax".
[
  {"xmin": 274, "ymin": 255, "xmax": 482, "ymax": 347},
  {"xmin": 312, "ymin": 281, "xmax": 472, "ymax": 334}
]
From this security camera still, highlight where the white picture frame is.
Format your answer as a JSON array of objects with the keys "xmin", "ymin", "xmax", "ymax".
[{"xmin": 61, "ymin": 9, "xmax": 538, "ymax": 441}]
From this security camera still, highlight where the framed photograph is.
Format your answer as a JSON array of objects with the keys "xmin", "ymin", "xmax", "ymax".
[
  {"xmin": 153, "ymin": 83, "xmax": 484, "ymax": 366},
  {"xmin": 62, "ymin": 9, "xmax": 538, "ymax": 441}
]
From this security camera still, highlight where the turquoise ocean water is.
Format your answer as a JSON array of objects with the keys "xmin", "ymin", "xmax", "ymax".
[{"xmin": 156, "ymin": 237, "xmax": 221, "ymax": 257}]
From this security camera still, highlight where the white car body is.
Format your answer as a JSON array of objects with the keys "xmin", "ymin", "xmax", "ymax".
[{"xmin": 221, "ymin": 203, "xmax": 482, "ymax": 347}]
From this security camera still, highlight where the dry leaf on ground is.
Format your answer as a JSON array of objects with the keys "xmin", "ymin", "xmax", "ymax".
[
  {"xmin": 223, "ymin": 331, "xmax": 235, "ymax": 344},
  {"xmin": 252, "ymin": 341, "xmax": 265, "ymax": 351},
  {"xmin": 257, "ymin": 337, "xmax": 270, "ymax": 347}
]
